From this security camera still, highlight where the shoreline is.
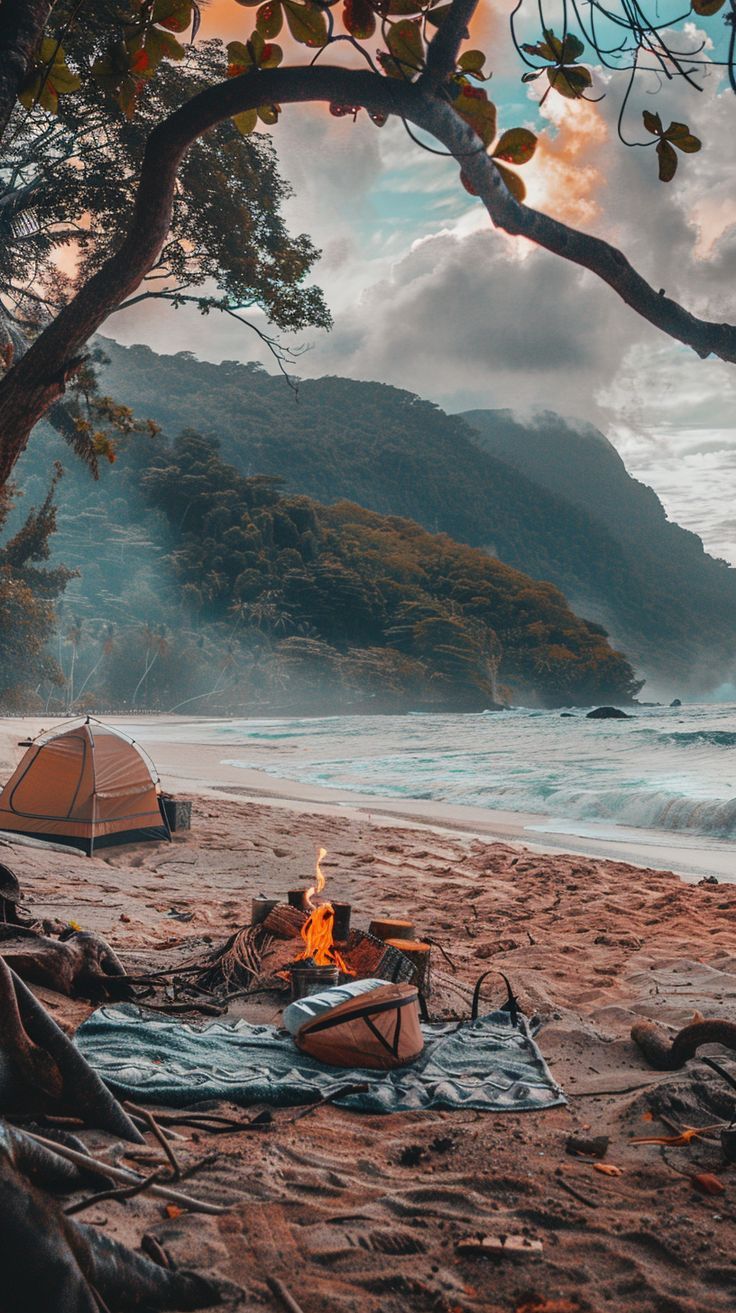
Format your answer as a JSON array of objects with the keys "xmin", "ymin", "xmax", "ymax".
[{"xmin": 1, "ymin": 714, "xmax": 733, "ymax": 884}]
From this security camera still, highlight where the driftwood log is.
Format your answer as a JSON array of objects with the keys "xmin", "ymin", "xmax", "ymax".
[
  {"xmin": 631, "ymin": 1019, "xmax": 736, "ymax": 1071},
  {"xmin": 0, "ymin": 925, "xmax": 133, "ymax": 1001},
  {"xmin": 0, "ymin": 1124, "xmax": 224, "ymax": 1311},
  {"xmin": 368, "ymin": 918, "xmax": 415, "ymax": 943},
  {"xmin": 0, "ymin": 959, "xmax": 142, "ymax": 1142}
]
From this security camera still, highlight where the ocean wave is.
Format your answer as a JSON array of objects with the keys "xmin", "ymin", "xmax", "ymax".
[{"xmin": 661, "ymin": 730, "xmax": 736, "ymax": 748}]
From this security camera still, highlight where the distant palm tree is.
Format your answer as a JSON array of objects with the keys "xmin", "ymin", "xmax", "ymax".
[
  {"xmin": 73, "ymin": 624, "xmax": 115, "ymax": 707},
  {"xmin": 64, "ymin": 616, "xmax": 84, "ymax": 711},
  {"xmin": 132, "ymin": 623, "xmax": 168, "ymax": 708}
]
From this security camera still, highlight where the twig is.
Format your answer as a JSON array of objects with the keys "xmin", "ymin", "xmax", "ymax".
[
  {"xmin": 422, "ymin": 936, "xmax": 459, "ymax": 972},
  {"xmin": 557, "ymin": 1177, "xmax": 599, "ymax": 1208},
  {"xmin": 64, "ymin": 1168, "xmax": 167, "ymax": 1215},
  {"xmin": 285, "ymin": 1083, "xmax": 370, "ymax": 1122},
  {"xmin": 567, "ymin": 1079, "xmax": 665, "ymax": 1096},
  {"xmin": 25, "ymin": 1132, "xmax": 229, "ymax": 1215},
  {"xmin": 125, "ymin": 1104, "xmax": 181, "ymax": 1179},
  {"xmin": 266, "ymin": 1275, "xmax": 307, "ymax": 1313}
]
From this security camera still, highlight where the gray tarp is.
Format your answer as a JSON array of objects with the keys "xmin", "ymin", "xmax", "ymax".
[{"xmin": 76, "ymin": 1003, "xmax": 565, "ymax": 1114}]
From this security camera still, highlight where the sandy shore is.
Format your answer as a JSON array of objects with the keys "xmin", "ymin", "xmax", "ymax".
[
  {"xmin": 0, "ymin": 719, "xmax": 735, "ymax": 1311},
  {"xmin": 4, "ymin": 715, "xmax": 732, "ymax": 883}
]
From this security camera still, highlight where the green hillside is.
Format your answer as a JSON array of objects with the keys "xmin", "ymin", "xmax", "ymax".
[
  {"xmin": 7, "ymin": 425, "xmax": 640, "ymax": 712},
  {"xmin": 88, "ymin": 339, "xmax": 736, "ymax": 691}
]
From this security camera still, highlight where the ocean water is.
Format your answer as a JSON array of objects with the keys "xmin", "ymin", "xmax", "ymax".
[{"xmin": 162, "ymin": 701, "xmax": 736, "ymax": 845}]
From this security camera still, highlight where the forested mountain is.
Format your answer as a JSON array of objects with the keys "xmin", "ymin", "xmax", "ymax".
[
  {"xmin": 93, "ymin": 339, "xmax": 736, "ymax": 692},
  {"xmin": 7, "ymin": 426, "xmax": 640, "ymax": 712}
]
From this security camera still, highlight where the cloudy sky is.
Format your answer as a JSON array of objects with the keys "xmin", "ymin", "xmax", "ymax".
[{"xmin": 107, "ymin": 2, "xmax": 736, "ymax": 565}]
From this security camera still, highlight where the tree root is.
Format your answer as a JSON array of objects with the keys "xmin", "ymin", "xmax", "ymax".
[
  {"xmin": 0, "ymin": 1130, "xmax": 225, "ymax": 1311},
  {"xmin": 0, "ymin": 959, "xmax": 142, "ymax": 1142},
  {"xmin": 0, "ymin": 925, "xmax": 134, "ymax": 1001},
  {"xmin": 631, "ymin": 1019, "xmax": 736, "ymax": 1071}
]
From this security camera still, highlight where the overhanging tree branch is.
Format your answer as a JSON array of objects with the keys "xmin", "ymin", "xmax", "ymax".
[
  {"xmin": 421, "ymin": 0, "xmax": 480, "ymax": 89},
  {"xmin": 1, "ymin": 58, "xmax": 735, "ymax": 485}
]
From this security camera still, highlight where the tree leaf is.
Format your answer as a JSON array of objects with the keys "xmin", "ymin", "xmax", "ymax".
[
  {"xmin": 425, "ymin": 2, "xmax": 453, "ymax": 27},
  {"xmin": 561, "ymin": 33, "xmax": 585, "ymax": 62},
  {"xmin": 453, "ymin": 84, "xmax": 496, "ymax": 146},
  {"xmin": 256, "ymin": 1, "xmax": 284, "ymax": 38},
  {"xmin": 232, "ymin": 108, "xmax": 258, "ymax": 135},
  {"xmin": 665, "ymin": 121, "xmax": 701, "ymax": 152},
  {"xmin": 547, "ymin": 64, "xmax": 592, "ymax": 98},
  {"xmin": 493, "ymin": 127, "xmax": 537, "ymax": 165},
  {"xmin": 153, "ymin": 0, "xmax": 194, "ymax": 32},
  {"xmin": 144, "ymin": 26, "xmax": 186, "ymax": 65},
  {"xmin": 458, "ymin": 49, "xmax": 487, "ymax": 75},
  {"xmin": 343, "ymin": 0, "xmax": 376, "ymax": 39},
  {"xmin": 642, "ymin": 109, "xmax": 663, "ymax": 136},
  {"xmin": 656, "ymin": 138, "xmax": 678, "ymax": 182},
  {"xmin": 494, "ymin": 161, "xmax": 526, "ymax": 203},
  {"xmin": 257, "ymin": 102, "xmax": 280, "ymax": 124},
  {"xmin": 259, "ymin": 42, "xmax": 283, "ymax": 68},
  {"xmin": 282, "ymin": 1, "xmax": 329, "ymax": 48},
  {"xmin": 385, "ymin": 19, "xmax": 425, "ymax": 78}
]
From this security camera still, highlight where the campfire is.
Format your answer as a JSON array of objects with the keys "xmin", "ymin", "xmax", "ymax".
[
  {"xmin": 294, "ymin": 847, "xmax": 354, "ymax": 976},
  {"xmin": 196, "ymin": 845, "xmax": 431, "ymax": 1002}
]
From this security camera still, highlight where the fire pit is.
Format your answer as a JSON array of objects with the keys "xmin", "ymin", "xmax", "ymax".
[
  {"xmin": 194, "ymin": 846, "xmax": 430, "ymax": 1002},
  {"xmin": 289, "ymin": 962, "xmax": 340, "ymax": 1000}
]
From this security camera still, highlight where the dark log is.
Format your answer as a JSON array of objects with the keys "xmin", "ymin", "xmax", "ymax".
[
  {"xmin": 0, "ymin": 959, "xmax": 142, "ymax": 1142},
  {"xmin": 631, "ymin": 1018, "xmax": 736, "ymax": 1070},
  {"xmin": 368, "ymin": 918, "xmax": 416, "ymax": 943}
]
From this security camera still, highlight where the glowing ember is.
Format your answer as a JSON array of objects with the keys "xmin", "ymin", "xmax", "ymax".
[{"xmin": 295, "ymin": 846, "xmax": 354, "ymax": 974}]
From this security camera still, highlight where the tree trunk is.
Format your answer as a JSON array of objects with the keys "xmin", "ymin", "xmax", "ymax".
[{"xmin": 0, "ymin": 0, "xmax": 52, "ymax": 143}]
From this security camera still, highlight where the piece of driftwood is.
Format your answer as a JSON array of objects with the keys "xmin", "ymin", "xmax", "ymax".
[
  {"xmin": 25, "ymin": 1132, "xmax": 230, "ymax": 1216},
  {"xmin": 368, "ymin": 918, "xmax": 415, "ymax": 943},
  {"xmin": 384, "ymin": 939, "xmax": 431, "ymax": 993},
  {"xmin": 0, "ymin": 1136, "xmax": 224, "ymax": 1311},
  {"xmin": 455, "ymin": 1233, "xmax": 543, "ymax": 1258},
  {"xmin": 566, "ymin": 1134, "xmax": 610, "ymax": 1159},
  {"xmin": 0, "ymin": 925, "xmax": 133, "ymax": 1001},
  {"xmin": 631, "ymin": 1019, "xmax": 736, "ymax": 1070},
  {"xmin": 266, "ymin": 1275, "xmax": 307, "ymax": 1313},
  {"xmin": 0, "ymin": 959, "xmax": 142, "ymax": 1142}
]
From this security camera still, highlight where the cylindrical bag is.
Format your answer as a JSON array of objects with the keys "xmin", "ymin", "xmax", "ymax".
[{"xmin": 294, "ymin": 982, "xmax": 424, "ymax": 1071}]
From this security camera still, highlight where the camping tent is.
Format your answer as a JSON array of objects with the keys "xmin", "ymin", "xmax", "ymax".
[{"xmin": 0, "ymin": 719, "xmax": 171, "ymax": 855}]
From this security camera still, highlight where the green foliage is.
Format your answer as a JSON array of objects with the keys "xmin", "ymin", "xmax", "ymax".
[
  {"xmin": 136, "ymin": 430, "xmax": 641, "ymax": 709},
  {"xmin": 522, "ymin": 30, "xmax": 592, "ymax": 100},
  {"xmin": 93, "ymin": 341, "xmax": 736, "ymax": 692},
  {"xmin": 0, "ymin": 469, "xmax": 73, "ymax": 708},
  {"xmin": 2, "ymin": 19, "xmax": 329, "ymax": 360}
]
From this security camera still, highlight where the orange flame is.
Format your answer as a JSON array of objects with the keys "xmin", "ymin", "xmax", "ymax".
[{"xmin": 295, "ymin": 846, "xmax": 354, "ymax": 974}]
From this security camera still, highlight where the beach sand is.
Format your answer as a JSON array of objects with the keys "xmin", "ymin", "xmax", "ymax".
[{"xmin": 0, "ymin": 720, "xmax": 734, "ymax": 1311}]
